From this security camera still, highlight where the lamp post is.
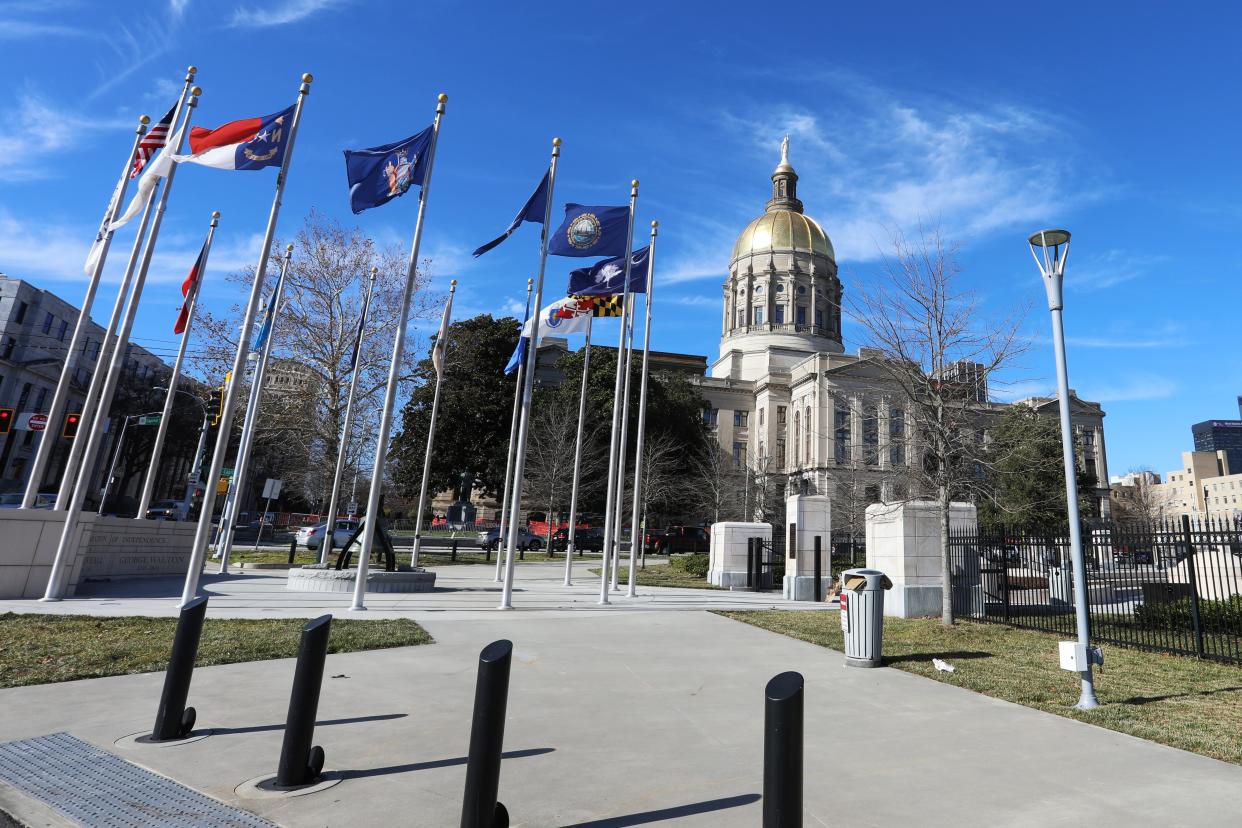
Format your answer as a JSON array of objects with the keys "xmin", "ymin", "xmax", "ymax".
[
  {"xmin": 154, "ymin": 386, "xmax": 210, "ymax": 520},
  {"xmin": 1028, "ymin": 228, "xmax": 1099, "ymax": 710}
]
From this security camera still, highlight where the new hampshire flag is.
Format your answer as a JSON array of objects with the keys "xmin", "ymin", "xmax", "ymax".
[{"xmin": 344, "ymin": 126, "xmax": 433, "ymax": 214}]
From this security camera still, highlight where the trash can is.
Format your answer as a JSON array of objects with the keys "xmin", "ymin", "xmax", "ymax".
[{"xmin": 839, "ymin": 568, "xmax": 893, "ymax": 668}]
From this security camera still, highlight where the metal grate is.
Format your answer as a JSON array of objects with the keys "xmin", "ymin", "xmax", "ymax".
[{"xmin": 0, "ymin": 732, "xmax": 276, "ymax": 828}]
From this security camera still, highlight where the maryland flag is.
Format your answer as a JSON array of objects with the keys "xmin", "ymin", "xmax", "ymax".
[{"xmin": 578, "ymin": 294, "xmax": 624, "ymax": 317}]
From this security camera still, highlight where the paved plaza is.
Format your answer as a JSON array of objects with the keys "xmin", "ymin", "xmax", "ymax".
[{"xmin": 1, "ymin": 563, "xmax": 1241, "ymax": 826}]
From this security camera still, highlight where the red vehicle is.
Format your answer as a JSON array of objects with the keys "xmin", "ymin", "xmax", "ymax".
[{"xmin": 652, "ymin": 525, "xmax": 709, "ymax": 554}]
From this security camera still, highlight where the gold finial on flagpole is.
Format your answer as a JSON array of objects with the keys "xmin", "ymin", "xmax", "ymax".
[
  {"xmin": 139, "ymin": 114, "xmax": 150, "ymax": 125},
  {"xmin": 450, "ymin": 279, "xmax": 458, "ymax": 288},
  {"xmin": 553, "ymin": 137, "xmax": 562, "ymax": 146},
  {"xmin": 190, "ymin": 86, "xmax": 202, "ymax": 97},
  {"xmin": 438, "ymin": 93, "xmax": 448, "ymax": 103},
  {"xmin": 371, "ymin": 266, "xmax": 379, "ymax": 274},
  {"xmin": 185, "ymin": 66, "xmax": 197, "ymax": 81},
  {"xmin": 302, "ymin": 73, "xmax": 313, "ymax": 83},
  {"xmin": 528, "ymin": 278, "xmax": 534, "ymax": 285},
  {"xmin": 286, "ymin": 243, "xmax": 294, "ymax": 252},
  {"xmin": 212, "ymin": 211, "xmax": 221, "ymax": 219}
]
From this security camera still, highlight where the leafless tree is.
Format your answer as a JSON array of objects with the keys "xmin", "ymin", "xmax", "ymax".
[
  {"xmin": 189, "ymin": 211, "xmax": 436, "ymax": 510},
  {"xmin": 692, "ymin": 444, "xmax": 744, "ymax": 524},
  {"xmin": 1110, "ymin": 468, "xmax": 1173, "ymax": 524},
  {"xmin": 848, "ymin": 226, "xmax": 1028, "ymax": 625},
  {"xmin": 524, "ymin": 396, "xmax": 599, "ymax": 546}
]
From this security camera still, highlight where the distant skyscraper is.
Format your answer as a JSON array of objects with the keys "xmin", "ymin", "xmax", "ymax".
[{"xmin": 1191, "ymin": 402, "xmax": 1242, "ymax": 475}]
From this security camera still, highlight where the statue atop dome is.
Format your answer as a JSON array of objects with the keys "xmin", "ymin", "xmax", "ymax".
[{"xmin": 781, "ymin": 135, "xmax": 789, "ymax": 165}]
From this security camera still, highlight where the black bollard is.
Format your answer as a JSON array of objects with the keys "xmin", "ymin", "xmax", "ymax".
[
  {"xmin": 461, "ymin": 639, "xmax": 513, "ymax": 828},
  {"xmin": 763, "ymin": 671, "xmax": 804, "ymax": 828},
  {"xmin": 747, "ymin": 538, "xmax": 756, "ymax": 589},
  {"xmin": 288, "ymin": 536, "xmax": 297, "ymax": 565},
  {"xmin": 151, "ymin": 596, "xmax": 209, "ymax": 741},
  {"xmin": 275, "ymin": 615, "xmax": 331, "ymax": 787},
  {"xmin": 452, "ymin": 538, "xmax": 459, "ymax": 561},
  {"xmin": 813, "ymin": 536, "xmax": 822, "ymax": 603}
]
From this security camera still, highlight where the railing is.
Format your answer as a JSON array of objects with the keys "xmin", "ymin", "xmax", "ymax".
[{"xmin": 948, "ymin": 517, "xmax": 1242, "ymax": 664}]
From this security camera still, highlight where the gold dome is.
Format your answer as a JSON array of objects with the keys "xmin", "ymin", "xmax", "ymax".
[{"xmin": 732, "ymin": 209, "xmax": 834, "ymax": 262}]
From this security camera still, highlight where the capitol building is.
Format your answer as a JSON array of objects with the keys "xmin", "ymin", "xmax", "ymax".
[{"xmin": 690, "ymin": 142, "xmax": 1113, "ymax": 519}]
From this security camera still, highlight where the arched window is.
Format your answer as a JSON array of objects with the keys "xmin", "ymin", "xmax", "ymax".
[
  {"xmin": 793, "ymin": 411, "xmax": 801, "ymax": 469},
  {"xmin": 805, "ymin": 405, "xmax": 812, "ymax": 463}
]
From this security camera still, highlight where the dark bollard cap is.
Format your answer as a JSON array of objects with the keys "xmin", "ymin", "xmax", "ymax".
[
  {"xmin": 182, "ymin": 596, "xmax": 209, "ymax": 612},
  {"xmin": 766, "ymin": 671, "xmax": 804, "ymax": 703},
  {"xmin": 303, "ymin": 614, "xmax": 333, "ymax": 633},
  {"xmin": 480, "ymin": 639, "xmax": 513, "ymax": 664}
]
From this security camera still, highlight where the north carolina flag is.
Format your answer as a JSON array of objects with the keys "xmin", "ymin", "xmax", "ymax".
[
  {"xmin": 174, "ymin": 240, "xmax": 207, "ymax": 335},
  {"xmin": 174, "ymin": 105, "xmax": 294, "ymax": 171}
]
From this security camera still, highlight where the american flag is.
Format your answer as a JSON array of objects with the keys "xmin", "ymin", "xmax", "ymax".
[{"xmin": 131, "ymin": 102, "xmax": 176, "ymax": 178}]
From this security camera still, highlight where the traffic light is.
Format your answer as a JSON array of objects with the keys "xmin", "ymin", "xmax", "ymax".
[
  {"xmin": 0, "ymin": 409, "xmax": 11, "ymax": 435},
  {"xmin": 212, "ymin": 371, "xmax": 230, "ymax": 427},
  {"xmin": 63, "ymin": 412, "xmax": 81, "ymax": 439}
]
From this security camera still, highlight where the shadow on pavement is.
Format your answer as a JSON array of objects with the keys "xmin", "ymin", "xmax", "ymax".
[
  {"xmin": 338, "ymin": 747, "xmax": 554, "ymax": 779},
  {"xmin": 212, "ymin": 713, "xmax": 407, "ymax": 736},
  {"xmin": 882, "ymin": 651, "xmax": 992, "ymax": 665},
  {"xmin": 559, "ymin": 793, "xmax": 761, "ymax": 827}
]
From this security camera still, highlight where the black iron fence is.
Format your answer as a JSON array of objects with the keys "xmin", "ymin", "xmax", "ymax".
[{"xmin": 948, "ymin": 516, "xmax": 1242, "ymax": 664}]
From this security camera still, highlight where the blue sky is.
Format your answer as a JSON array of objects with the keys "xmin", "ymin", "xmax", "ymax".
[{"xmin": 1, "ymin": 1, "xmax": 1240, "ymax": 477}]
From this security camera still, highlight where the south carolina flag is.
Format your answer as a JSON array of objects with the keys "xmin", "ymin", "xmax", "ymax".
[
  {"xmin": 174, "ymin": 105, "xmax": 294, "ymax": 170},
  {"xmin": 174, "ymin": 240, "xmax": 207, "ymax": 335}
]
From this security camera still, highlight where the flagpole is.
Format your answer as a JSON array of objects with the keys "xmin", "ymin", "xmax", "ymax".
[
  {"xmin": 498, "ymin": 139, "xmax": 563, "ymax": 611},
  {"xmin": 408, "ymin": 281, "xmax": 457, "ymax": 568},
  {"xmin": 180, "ymin": 73, "xmax": 314, "ymax": 608},
  {"xmin": 137, "ymin": 210, "xmax": 219, "ymax": 518},
  {"xmin": 350, "ymin": 92, "xmax": 448, "ymax": 612},
  {"xmin": 21, "ymin": 113, "xmax": 152, "ymax": 508},
  {"xmin": 494, "ymin": 278, "xmax": 534, "ymax": 583},
  {"xmin": 627, "ymin": 221, "xmax": 658, "ymax": 597},
  {"xmin": 42, "ymin": 87, "xmax": 201, "ymax": 601},
  {"xmin": 53, "ymin": 72, "xmax": 197, "ymax": 510},
  {"xmin": 597, "ymin": 181, "xmax": 640, "ymax": 605},
  {"xmin": 320, "ymin": 266, "xmax": 378, "ymax": 565},
  {"xmin": 562, "ymin": 313, "xmax": 592, "ymax": 586},
  {"xmin": 217, "ymin": 244, "xmax": 294, "ymax": 572},
  {"xmin": 609, "ymin": 292, "xmax": 638, "ymax": 592}
]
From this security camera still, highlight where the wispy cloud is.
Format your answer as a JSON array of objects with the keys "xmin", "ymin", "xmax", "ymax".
[
  {"xmin": 667, "ymin": 293, "xmax": 719, "ymax": 308},
  {"xmin": 0, "ymin": 18, "xmax": 91, "ymax": 38},
  {"xmin": 1091, "ymin": 373, "xmax": 1177, "ymax": 402},
  {"xmin": 229, "ymin": 0, "xmax": 346, "ymax": 27},
  {"xmin": 0, "ymin": 1, "xmax": 92, "ymax": 39},
  {"xmin": 168, "ymin": 0, "xmax": 189, "ymax": 18},
  {"xmin": 1068, "ymin": 248, "xmax": 1168, "ymax": 292},
  {"xmin": 0, "ymin": 91, "xmax": 131, "ymax": 180}
]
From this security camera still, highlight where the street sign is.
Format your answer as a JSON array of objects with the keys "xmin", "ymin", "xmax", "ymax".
[
  {"xmin": 27, "ymin": 413, "xmax": 47, "ymax": 432},
  {"xmin": 220, "ymin": 467, "xmax": 234, "ymax": 478},
  {"xmin": 261, "ymin": 478, "xmax": 283, "ymax": 499},
  {"xmin": 137, "ymin": 414, "xmax": 162, "ymax": 426}
]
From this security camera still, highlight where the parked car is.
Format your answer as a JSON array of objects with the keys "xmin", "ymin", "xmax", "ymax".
[
  {"xmin": 144, "ymin": 499, "xmax": 186, "ymax": 521},
  {"xmin": 298, "ymin": 519, "xmax": 361, "ymax": 551},
  {"xmin": 478, "ymin": 527, "xmax": 543, "ymax": 552},
  {"xmin": 653, "ymin": 525, "xmax": 709, "ymax": 554},
  {"xmin": 549, "ymin": 527, "xmax": 604, "ymax": 553},
  {"xmin": 0, "ymin": 492, "xmax": 55, "ymax": 509}
]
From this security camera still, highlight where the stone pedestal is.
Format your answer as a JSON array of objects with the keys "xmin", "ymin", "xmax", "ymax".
[
  {"xmin": 708, "ymin": 522, "xmax": 770, "ymax": 588},
  {"xmin": 782, "ymin": 494, "xmax": 832, "ymax": 601},
  {"xmin": 286, "ymin": 564, "xmax": 436, "ymax": 593},
  {"xmin": 865, "ymin": 501, "xmax": 976, "ymax": 618}
]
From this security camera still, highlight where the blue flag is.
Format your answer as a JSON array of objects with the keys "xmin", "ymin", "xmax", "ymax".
[
  {"xmin": 547, "ymin": 204, "xmax": 629, "ymax": 258},
  {"xmin": 345, "ymin": 279, "xmax": 374, "ymax": 373},
  {"xmin": 472, "ymin": 171, "xmax": 550, "ymax": 257},
  {"xmin": 251, "ymin": 268, "xmax": 285, "ymax": 353},
  {"xmin": 567, "ymin": 246, "xmax": 650, "ymax": 296},
  {"xmin": 504, "ymin": 288, "xmax": 535, "ymax": 375},
  {"xmin": 343, "ymin": 126, "xmax": 433, "ymax": 214}
]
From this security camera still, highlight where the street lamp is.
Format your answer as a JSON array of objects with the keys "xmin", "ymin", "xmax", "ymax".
[
  {"xmin": 153, "ymin": 386, "xmax": 211, "ymax": 520},
  {"xmin": 1028, "ymin": 228, "xmax": 1100, "ymax": 710}
]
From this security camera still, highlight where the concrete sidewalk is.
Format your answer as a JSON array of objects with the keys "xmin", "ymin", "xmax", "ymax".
[
  {"xmin": 2, "ymin": 560, "xmax": 819, "ymax": 621},
  {"xmin": 1, "ymin": 587, "xmax": 1240, "ymax": 826}
]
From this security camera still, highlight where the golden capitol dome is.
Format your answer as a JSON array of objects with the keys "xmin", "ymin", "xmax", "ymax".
[
  {"xmin": 732, "ymin": 209, "xmax": 834, "ymax": 261},
  {"xmin": 730, "ymin": 134, "xmax": 835, "ymax": 263}
]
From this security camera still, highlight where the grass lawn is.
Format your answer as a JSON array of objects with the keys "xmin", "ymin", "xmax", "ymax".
[
  {"xmin": 718, "ymin": 610, "xmax": 1242, "ymax": 765},
  {"xmin": 419, "ymin": 551, "xmax": 592, "ymax": 566},
  {"xmin": 589, "ymin": 566, "xmax": 726, "ymax": 590},
  {"xmin": 226, "ymin": 549, "xmax": 320, "ymax": 566},
  {"xmin": 0, "ymin": 613, "xmax": 432, "ymax": 689}
]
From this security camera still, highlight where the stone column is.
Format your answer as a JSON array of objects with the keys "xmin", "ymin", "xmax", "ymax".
[
  {"xmin": 878, "ymin": 396, "xmax": 891, "ymax": 471},
  {"xmin": 850, "ymin": 393, "xmax": 863, "ymax": 466}
]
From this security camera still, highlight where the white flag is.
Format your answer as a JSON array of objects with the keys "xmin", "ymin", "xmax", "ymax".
[
  {"xmin": 522, "ymin": 296, "xmax": 596, "ymax": 342},
  {"xmin": 430, "ymin": 298, "xmax": 452, "ymax": 376},
  {"xmin": 109, "ymin": 121, "xmax": 184, "ymax": 232},
  {"xmin": 83, "ymin": 226, "xmax": 107, "ymax": 276}
]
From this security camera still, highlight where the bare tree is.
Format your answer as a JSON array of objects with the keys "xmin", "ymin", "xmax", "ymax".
[
  {"xmin": 1110, "ymin": 468, "xmax": 1172, "ymax": 524},
  {"xmin": 848, "ymin": 227, "xmax": 1027, "ymax": 625},
  {"xmin": 524, "ymin": 396, "xmax": 599, "ymax": 547},
  {"xmin": 692, "ymin": 444, "xmax": 744, "ymax": 524},
  {"xmin": 626, "ymin": 430, "xmax": 681, "ymax": 548},
  {"xmin": 189, "ymin": 211, "xmax": 436, "ymax": 511}
]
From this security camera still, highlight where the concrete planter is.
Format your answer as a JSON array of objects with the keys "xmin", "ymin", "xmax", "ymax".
[{"xmin": 286, "ymin": 564, "xmax": 436, "ymax": 593}]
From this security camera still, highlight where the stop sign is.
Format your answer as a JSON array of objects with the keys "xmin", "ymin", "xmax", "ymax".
[{"xmin": 28, "ymin": 414, "xmax": 48, "ymax": 432}]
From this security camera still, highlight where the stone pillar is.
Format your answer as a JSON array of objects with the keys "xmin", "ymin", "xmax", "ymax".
[
  {"xmin": 877, "ymin": 396, "xmax": 891, "ymax": 471},
  {"xmin": 708, "ymin": 521, "xmax": 771, "ymax": 588},
  {"xmin": 850, "ymin": 394, "xmax": 863, "ymax": 466},
  {"xmin": 865, "ymin": 500, "xmax": 977, "ymax": 618},
  {"xmin": 782, "ymin": 494, "xmax": 832, "ymax": 601}
]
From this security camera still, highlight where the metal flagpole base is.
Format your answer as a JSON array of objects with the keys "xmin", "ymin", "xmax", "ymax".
[
  {"xmin": 497, "ymin": 604, "xmax": 513, "ymax": 611},
  {"xmin": 348, "ymin": 603, "xmax": 367, "ymax": 612},
  {"xmin": 1074, "ymin": 680, "xmax": 1100, "ymax": 711},
  {"xmin": 38, "ymin": 597, "xmax": 62, "ymax": 603},
  {"xmin": 626, "ymin": 588, "xmax": 636, "ymax": 598}
]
